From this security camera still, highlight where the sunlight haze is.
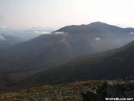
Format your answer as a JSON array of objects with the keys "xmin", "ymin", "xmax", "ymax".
[{"xmin": 0, "ymin": 0, "xmax": 134, "ymax": 29}]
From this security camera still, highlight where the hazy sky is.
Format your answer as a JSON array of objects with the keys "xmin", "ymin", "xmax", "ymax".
[{"xmin": 0, "ymin": 0, "xmax": 134, "ymax": 29}]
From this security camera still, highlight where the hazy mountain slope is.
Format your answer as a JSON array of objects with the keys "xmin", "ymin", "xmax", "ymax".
[
  {"xmin": 56, "ymin": 22, "xmax": 134, "ymax": 55},
  {"xmin": 0, "ymin": 22, "xmax": 134, "ymax": 74},
  {"xmin": 56, "ymin": 22, "xmax": 134, "ymax": 37},
  {"xmin": 98, "ymin": 42, "xmax": 134, "ymax": 78},
  {"xmin": 57, "ymin": 21, "xmax": 134, "ymax": 48},
  {"xmin": 25, "ymin": 40, "xmax": 134, "ymax": 86},
  {"xmin": 0, "ymin": 29, "xmax": 134, "ymax": 93},
  {"xmin": 0, "ymin": 34, "xmax": 74, "ymax": 73},
  {"xmin": 0, "ymin": 34, "xmax": 22, "ymax": 49}
]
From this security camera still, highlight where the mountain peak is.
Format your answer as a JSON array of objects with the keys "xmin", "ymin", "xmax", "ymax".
[
  {"xmin": 89, "ymin": 21, "xmax": 110, "ymax": 26},
  {"xmin": 90, "ymin": 21, "xmax": 104, "ymax": 24}
]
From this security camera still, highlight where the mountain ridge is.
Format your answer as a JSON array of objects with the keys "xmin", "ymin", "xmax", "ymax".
[
  {"xmin": 0, "ymin": 22, "xmax": 134, "ymax": 74},
  {"xmin": 0, "ymin": 34, "xmax": 22, "ymax": 49},
  {"xmin": 0, "ymin": 22, "xmax": 134, "ymax": 93},
  {"xmin": 23, "ymin": 40, "xmax": 134, "ymax": 86}
]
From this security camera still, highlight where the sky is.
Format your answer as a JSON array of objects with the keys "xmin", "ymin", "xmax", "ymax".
[{"xmin": 0, "ymin": 0, "xmax": 134, "ymax": 30}]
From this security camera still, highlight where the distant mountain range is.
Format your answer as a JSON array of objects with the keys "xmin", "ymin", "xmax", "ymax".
[
  {"xmin": 0, "ymin": 22, "xmax": 134, "ymax": 74},
  {"xmin": 0, "ymin": 22, "xmax": 134, "ymax": 93},
  {"xmin": 0, "ymin": 34, "xmax": 22, "ymax": 49}
]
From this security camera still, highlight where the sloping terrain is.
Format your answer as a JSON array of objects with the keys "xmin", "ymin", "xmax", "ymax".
[
  {"xmin": 0, "ymin": 34, "xmax": 22, "ymax": 49},
  {"xmin": 0, "ymin": 22, "xmax": 134, "ymax": 74},
  {"xmin": 23, "ymin": 40, "xmax": 134, "ymax": 86},
  {"xmin": 0, "ymin": 79, "xmax": 134, "ymax": 101},
  {"xmin": 0, "ymin": 39, "xmax": 132, "ymax": 93},
  {"xmin": 0, "ymin": 34, "xmax": 74, "ymax": 73}
]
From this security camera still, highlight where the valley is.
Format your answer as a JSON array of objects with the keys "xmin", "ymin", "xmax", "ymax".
[{"xmin": 0, "ymin": 22, "xmax": 134, "ymax": 100}]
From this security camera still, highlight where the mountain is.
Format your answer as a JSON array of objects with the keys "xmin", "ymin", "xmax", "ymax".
[
  {"xmin": 56, "ymin": 21, "xmax": 134, "ymax": 37},
  {"xmin": 0, "ymin": 34, "xmax": 74, "ymax": 73},
  {"xmin": 0, "ymin": 34, "xmax": 22, "ymax": 49},
  {"xmin": 55, "ymin": 21, "xmax": 134, "ymax": 55},
  {"xmin": 1, "ymin": 38, "xmax": 134, "ymax": 94},
  {"xmin": 23, "ymin": 40, "xmax": 134, "ymax": 86},
  {"xmin": 0, "ymin": 29, "xmax": 54, "ymax": 41},
  {"xmin": 0, "ymin": 22, "xmax": 134, "ymax": 74}
]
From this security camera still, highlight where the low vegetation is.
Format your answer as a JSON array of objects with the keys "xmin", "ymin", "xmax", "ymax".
[{"xmin": 0, "ymin": 79, "xmax": 134, "ymax": 101}]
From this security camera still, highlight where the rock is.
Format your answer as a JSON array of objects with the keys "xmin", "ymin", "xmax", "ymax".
[{"xmin": 82, "ymin": 80, "xmax": 134, "ymax": 101}]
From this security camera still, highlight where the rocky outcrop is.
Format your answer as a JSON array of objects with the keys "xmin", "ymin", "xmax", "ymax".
[
  {"xmin": 0, "ymin": 80, "xmax": 134, "ymax": 101},
  {"xmin": 82, "ymin": 79, "xmax": 134, "ymax": 101}
]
